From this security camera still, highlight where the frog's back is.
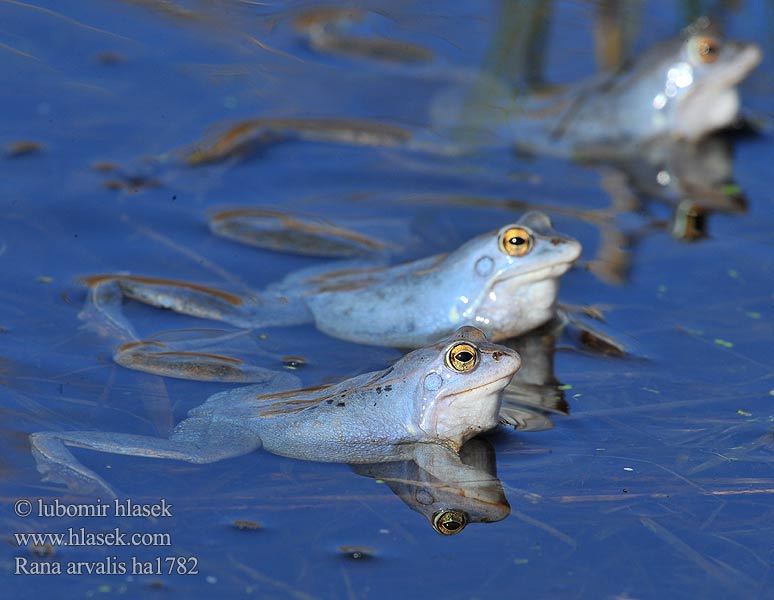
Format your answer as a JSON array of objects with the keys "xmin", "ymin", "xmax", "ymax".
[
  {"xmin": 304, "ymin": 254, "xmax": 459, "ymax": 346},
  {"xmin": 252, "ymin": 373, "xmax": 419, "ymax": 462}
]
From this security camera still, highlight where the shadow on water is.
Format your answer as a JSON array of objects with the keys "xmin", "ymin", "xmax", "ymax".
[{"xmin": 2, "ymin": 0, "xmax": 774, "ymax": 598}]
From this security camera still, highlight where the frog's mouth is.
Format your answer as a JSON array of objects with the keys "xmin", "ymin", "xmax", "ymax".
[
  {"xmin": 444, "ymin": 373, "xmax": 516, "ymax": 399},
  {"xmin": 493, "ymin": 248, "xmax": 580, "ymax": 290},
  {"xmin": 497, "ymin": 259, "xmax": 575, "ymax": 285}
]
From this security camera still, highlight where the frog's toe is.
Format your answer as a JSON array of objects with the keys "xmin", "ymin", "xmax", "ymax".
[{"xmin": 31, "ymin": 445, "xmax": 118, "ymax": 499}]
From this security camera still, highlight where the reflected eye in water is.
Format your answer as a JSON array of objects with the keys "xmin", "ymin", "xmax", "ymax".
[
  {"xmin": 499, "ymin": 227, "xmax": 533, "ymax": 257},
  {"xmin": 694, "ymin": 36, "xmax": 720, "ymax": 64},
  {"xmin": 445, "ymin": 342, "xmax": 479, "ymax": 372},
  {"xmin": 432, "ymin": 509, "xmax": 468, "ymax": 535}
]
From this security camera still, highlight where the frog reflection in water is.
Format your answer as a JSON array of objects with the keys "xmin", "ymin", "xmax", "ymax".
[
  {"xmin": 83, "ymin": 211, "xmax": 580, "ymax": 380},
  {"xmin": 354, "ymin": 438, "xmax": 509, "ymax": 535},
  {"xmin": 30, "ymin": 327, "xmax": 520, "ymax": 509}
]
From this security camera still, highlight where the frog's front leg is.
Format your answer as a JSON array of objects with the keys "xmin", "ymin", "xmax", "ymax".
[{"xmin": 30, "ymin": 418, "xmax": 262, "ymax": 498}]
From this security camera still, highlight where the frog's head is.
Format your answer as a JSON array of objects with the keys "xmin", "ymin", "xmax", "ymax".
[
  {"xmin": 448, "ymin": 211, "xmax": 582, "ymax": 340},
  {"xmin": 405, "ymin": 326, "xmax": 520, "ymax": 450},
  {"xmin": 639, "ymin": 20, "xmax": 761, "ymax": 140}
]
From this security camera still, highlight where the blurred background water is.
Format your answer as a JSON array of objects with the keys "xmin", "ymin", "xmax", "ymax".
[{"xmin": 1, "ymin": 1, "xmax": 773, "ymax": 598}]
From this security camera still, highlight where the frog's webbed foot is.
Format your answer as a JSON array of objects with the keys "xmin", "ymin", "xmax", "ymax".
[
  {"xmin": 555, "ymin": 304, "xmax": 640, "ymax": 358},
  {"xmin": 80, "ymin": 275, "xmax": 312, "ymax": 334},
  {"xmin": 31, "ymin": 432, "xmax": 122, "ymax": 498}
]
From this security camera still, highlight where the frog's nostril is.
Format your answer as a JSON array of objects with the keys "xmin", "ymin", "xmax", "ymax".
[
  {"xmin": 550, "ymin": 237, "xmax": 564, "ymax": 245},
  {"xmin": 492, "ymin": 351, "xmax": 503, "ymax": 361}
]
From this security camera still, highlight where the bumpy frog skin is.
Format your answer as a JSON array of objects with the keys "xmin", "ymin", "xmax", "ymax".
[
  {"xmin": 30, "ymin": 327, "xmax": 520, "ymax": 497},
  {"xmin": 82, "ymin": 211, "xmax": 580, "ymax": 379}
]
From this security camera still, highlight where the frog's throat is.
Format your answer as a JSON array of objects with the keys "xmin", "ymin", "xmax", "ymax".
[
  {"xmin": 417, "ymin": 375, "xmax": 512, "ymax": 447},
  {"xmin": 487, "ymin": 259, "xmax": 573, "ymax": 298}
]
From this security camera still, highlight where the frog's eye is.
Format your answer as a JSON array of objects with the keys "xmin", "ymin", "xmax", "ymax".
[
  {"xmin": 499, "ymin": 227, "xmax": 533, "ymax": 257},
  {"xmin": 445, "ymin": 342, "xmax": 479, "ymax": 372},
  {"xmin": 432, "ymin": 509, "xmax": 468, "ymax": 535},
  {"xmin": 693, "ymin": 36, "xmax": 720, "ymax": 64}
]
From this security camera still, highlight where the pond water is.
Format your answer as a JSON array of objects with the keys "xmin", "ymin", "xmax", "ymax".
[{"xmin": 2, "ymin": 1, "xmax": 773, "ymax": 598}]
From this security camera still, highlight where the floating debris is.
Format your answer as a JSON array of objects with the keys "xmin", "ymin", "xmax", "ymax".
[
  {"xmin": 103, "ymin": 175, "xmax": 161, "ymax": 193},
  {"xmin": 29, "ymin": 543, "xmax": 55, "ymax": 557},
  {"xmin": 95, "ymin": 51, "xmax": 125, "ymax": 65},
  {"xmin": 338, "ymin": 545, "xmax": 376, "ymax": 560},
  {"xmin": 233, "ymin": 519, "xmax": 262, "ymax": 531},
  {"xmin": 6, "ymin": 140, "xmax": 43, "ymax": 158},
  {"xmin": 92, "ymin": 161, "xmax": 118, "ymax": 173},
  {"xmin": 281, "ymin": 356, "xmax": 307, "ymax": 370}
]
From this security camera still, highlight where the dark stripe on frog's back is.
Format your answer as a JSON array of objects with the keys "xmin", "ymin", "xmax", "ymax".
[
  {"xmin": 306, "ymin": 252, "xmax": 450, "ymax": 295},
  {"xmin": 302, "ymin": 266, "xmax": 387, "ymax": 294},
  {"xmin": 255, "ymin": 368, "xmax": 402, "ymax": 418}
]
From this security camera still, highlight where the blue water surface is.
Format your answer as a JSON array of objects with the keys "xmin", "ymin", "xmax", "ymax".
[{"xmin": 2, "ymin": 1, "xmax": 773, "ymax": 598}]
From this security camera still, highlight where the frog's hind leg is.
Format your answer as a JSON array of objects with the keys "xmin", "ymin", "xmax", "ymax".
[
  {"xmin": 79, "ymin": 275, "xmax": 312, "ymax": 381},
  {"xmin": 30, "ymin": 418, "xmax": 263, "ymax": 498},
  {"xmin": 82, "ymin": 274, "xmax": 312, "ymax": 331}
]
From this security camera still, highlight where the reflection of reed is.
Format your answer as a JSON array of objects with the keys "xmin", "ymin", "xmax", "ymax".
[
  {"xmin": 593, "ymin": 0, "xmax": 642, "ymax": 70},
  {"xmin": 489, "ymin": 0, "xmax": 553, "ymax": 91}
]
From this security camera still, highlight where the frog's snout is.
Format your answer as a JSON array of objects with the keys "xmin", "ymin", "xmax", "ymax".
[
  {"xmin": 556, "ymin": 236, "xmax": 583, "ymax": 263},
  {"xmin": 487, "ymin": 346, "xmax": 521, "ymax": 377}
]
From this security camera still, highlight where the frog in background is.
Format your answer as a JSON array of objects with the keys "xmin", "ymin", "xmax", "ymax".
[
  {"xmin": 432, "ymin": 19, "xmax": 762, "ymax": 157},
  {"xmin": 182, "ymin": 20, "xmax": 761, "ymax": 165}
]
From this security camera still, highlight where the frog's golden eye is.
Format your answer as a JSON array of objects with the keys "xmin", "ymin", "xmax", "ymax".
[
  {"xmin": 432, "ymin": 509, "xmax": 468, "ymax": 535},
  {"xmin": 445, "ymin": 342, "xmax": 479, "ymax": 372},
  {"xmin": 499, "ymin": 227, "xmax": 533, "ymax": 257},
  {"xmin": 694, "ymin": 36, "xmax": 720, "ymax": 63}
]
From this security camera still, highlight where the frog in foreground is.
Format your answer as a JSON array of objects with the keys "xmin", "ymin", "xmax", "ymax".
[
  {"xmin": 30, "ymin": 327, "xmax": 520, "ymax": 497},
  {"xmin": 84, "ymin": 211, "xmax": 580, "ymax": 379}
]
